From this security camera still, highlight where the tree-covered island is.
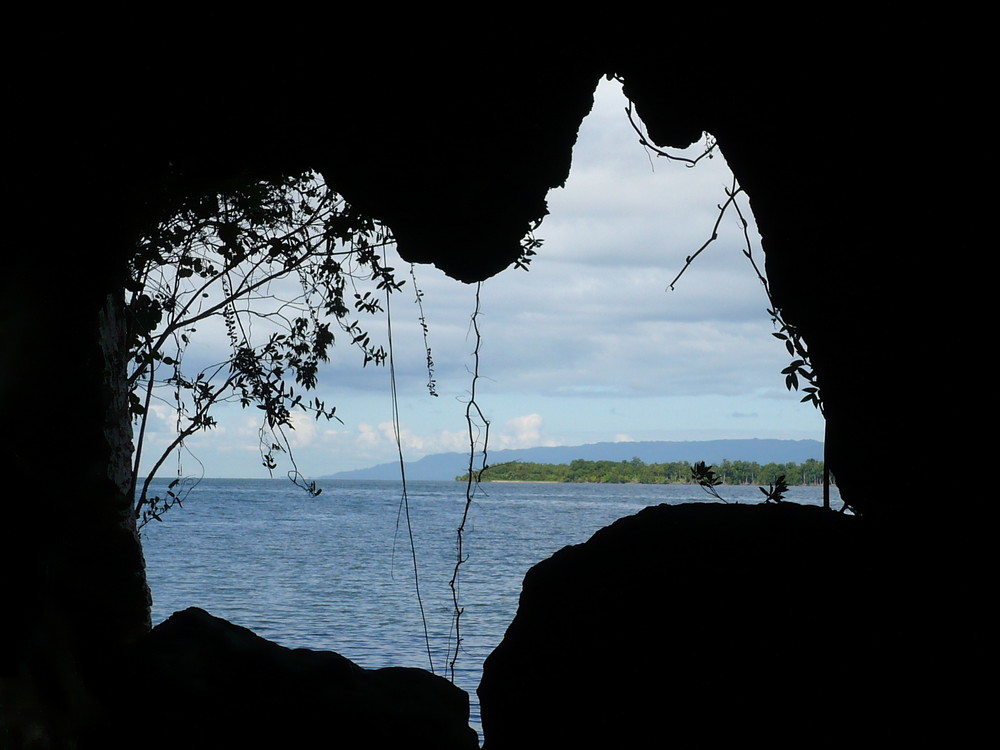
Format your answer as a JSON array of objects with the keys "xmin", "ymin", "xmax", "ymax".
[{"xmin": 457, "ymin": 457, "xmax": 829, "ymax": 486}]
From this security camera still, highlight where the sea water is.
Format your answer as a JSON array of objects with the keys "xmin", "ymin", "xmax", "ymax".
[{"xmin": 140, "ymin": 478, "xmax": 840, "ymax": 741}]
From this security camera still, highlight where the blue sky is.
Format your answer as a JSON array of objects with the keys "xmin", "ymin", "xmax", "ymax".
[{"xmin": 136, "ymin": 78, "xmax": 826, "ymax": 479}]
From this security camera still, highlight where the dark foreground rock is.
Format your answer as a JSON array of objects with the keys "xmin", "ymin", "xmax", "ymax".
[
  {"xmin": 479, "ymin": 502, "xmax": 941, "ymax": 749},
  {"xmin": 90, "ymin": 607, "xmax": 479, "ymax": 750}
]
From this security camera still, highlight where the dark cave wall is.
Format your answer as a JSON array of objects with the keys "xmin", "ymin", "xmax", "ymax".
[
  {"xmin": 2, "ymin": 61, "xmax": 609, "ymax": 744},
  {"xmin": 3, "ymin": 52, "xmax": 920, "ymax": 744},
  {"xmin": 1, "ymin": 233, "xmax": 151, "ymax": 745},
  {"xmin": 619, "ymin": 61, "xmax": 907, "ymax": 518}
]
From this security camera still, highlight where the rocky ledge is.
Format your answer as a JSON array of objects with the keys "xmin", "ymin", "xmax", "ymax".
[
  {"xmin": 479, "ymin": 501, "xmax": 938, "ymax": 748},
  {"xmin": 92, "ymin": 607, "xmax": 479, "ymax": 749}
]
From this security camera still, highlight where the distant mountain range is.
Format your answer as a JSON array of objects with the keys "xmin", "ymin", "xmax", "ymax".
[{"xmin": 323, "ymin": 439, "xmax": 824, "ymax": 481}]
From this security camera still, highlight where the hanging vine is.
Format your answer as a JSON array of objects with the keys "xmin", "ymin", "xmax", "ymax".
[
  {"xmin": 383, "ymin": 252, "xmax": 436, "ymax": 675},
  {"xmin": 410, "ymin": 263, "xmax": 439, "ymax": 398},
  {"xmin": 623, "ymin": 97, "xmax": 824, "ymax": 416},
  {"xmin": 448, "ymin": 282, "xmax": 490, "ymax": 682},
  {"xmin": 623, "ymin": 95, "xmax": 839, "ymax": 510}
]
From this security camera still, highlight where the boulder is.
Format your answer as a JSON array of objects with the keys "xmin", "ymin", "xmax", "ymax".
[
  {"xmin": 94, "ymin": 607, "xmax": 479, "ymax": 749},
  {"xmin": 479, "ymin": 502, "xmax": 933, "ymax": 748}
]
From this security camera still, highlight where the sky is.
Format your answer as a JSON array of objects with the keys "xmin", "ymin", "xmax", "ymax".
[{"xmin": 136, "ymin": 78, "xmax": 826, "ymax": 480}]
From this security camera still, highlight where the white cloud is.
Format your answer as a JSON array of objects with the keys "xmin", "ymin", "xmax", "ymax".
[
  {"xmin": 285, "ymin": 412, "xmax": 320, "ymax": 449},
  {"xmin": 132, "ymin": 76, "xmax": 826, "ymax": 480},
  {"xmin": 355, "ymin": 422, "xmax": 383, "ymax": 450},
  {"xmin": 489, "ymin": 413, "xmax": 562, "ymax": 450},
  {"xmin": 350, "ymin": 420, "xmax": 468, "ymax": 457}
]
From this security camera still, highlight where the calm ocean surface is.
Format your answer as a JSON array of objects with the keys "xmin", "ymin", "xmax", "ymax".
[{"xmin": 140, "ymin": 478, "xmax": 840, "ymax": 741}]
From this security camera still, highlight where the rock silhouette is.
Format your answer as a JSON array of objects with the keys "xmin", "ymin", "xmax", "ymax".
[{"xmin": 3, "ymin": 42, "xmax": 947, "ymax": 748}]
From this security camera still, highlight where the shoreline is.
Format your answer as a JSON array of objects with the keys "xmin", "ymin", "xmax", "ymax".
[{"xmin": 462, "ymin": 479, "xmax": 832, "ymax": 487}]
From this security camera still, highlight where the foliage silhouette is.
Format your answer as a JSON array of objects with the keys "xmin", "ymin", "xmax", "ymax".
[
  {"xmin": 126, "ymin": 171, "xmax": 402, "ymax": 527},
  {"xmin": 759, "ymin": 474, "xmax": 790, "ymax": 504},
  {"xmin": 692, "ymin": 461, "xmax": 790, "ymax": 505},
  {"xmin": 691, "ymin": 460, "xmax": 727, "ymax": 503}
]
